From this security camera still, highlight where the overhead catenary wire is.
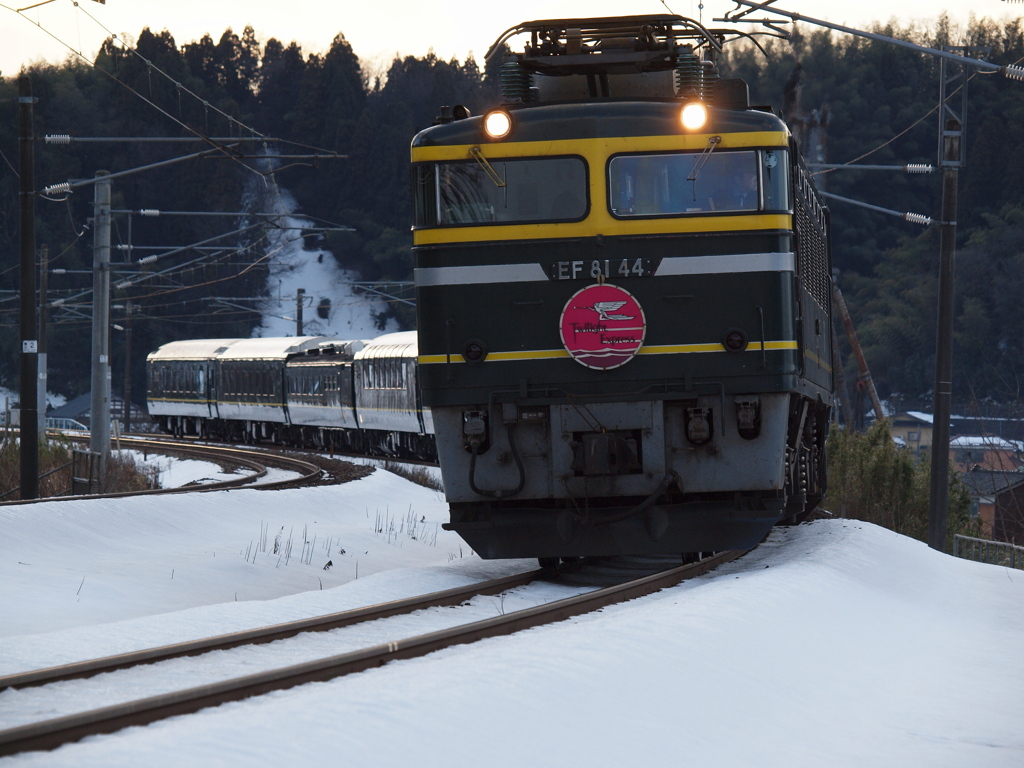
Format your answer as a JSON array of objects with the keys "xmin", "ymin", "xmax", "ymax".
[
  {"xmin": 2, "ymin": 1, "xmax": 346, "ymax": 161},
  {"xmin": 1, "ymin": 1, "xmax": 345, "ymax": 193}
]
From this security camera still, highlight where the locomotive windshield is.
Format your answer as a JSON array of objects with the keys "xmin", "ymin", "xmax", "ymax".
[
  {"xmin": 608, "ymin": 149, "xmax": 789, "ymax": 217},
  {"xmin": 414, "ymin": 156, "xmax": 588, "ymax": 226}
]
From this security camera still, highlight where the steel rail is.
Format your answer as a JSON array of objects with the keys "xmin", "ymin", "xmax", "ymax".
[
  {"xmin": 109, "ymin": 438, "xmax": 323, "ymax": 491},
  {"xmin": 0, "ymin": 436, "xmax": 323, "ymax": 505},
  {"xmin": 0, "ymin": 549, "xmax": 745, "ymax": 756},
  {"xmin": 0, "ymin": 568, "xmax": 546, "ymax": 691}
]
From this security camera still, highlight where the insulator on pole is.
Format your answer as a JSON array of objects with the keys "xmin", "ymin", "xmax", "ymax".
[
  {"xmin": 1004, "ymin": 64, "xmax": 1024, "ymax": 81},
  {"xmin": 43, "ymin": 182, "xmax": 71, "ymax": 195},
  {"xmin": 904, "ymin": 164, "xmax": 934, "ymax": 174},
  {"xmin": 45, "ymin": 134, "xmax": 72, "ymax": 144},
  {"xmin": 903, "ymin": 212, "xmax": 932, "ymax": 226},
  {"xmin": 139, "ymin": 209, "xmax": 160, "ymax": 216}
]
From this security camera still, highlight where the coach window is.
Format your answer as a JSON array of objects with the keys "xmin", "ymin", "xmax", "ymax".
[{"xmin": 413, "ymin": 156, "xmax": 588, "ymax": 226}]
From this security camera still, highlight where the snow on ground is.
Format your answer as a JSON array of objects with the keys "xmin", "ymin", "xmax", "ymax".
[
  {"xmin": 1, "ymin": 471, "xmax": 1022, "ymax": 767},
  {"xmin": 122, "ymin": 449, "xmax": 303, "ymax": 488},
  {"xmin": 251, "ymin": 182, "xmax": 398, "ymax": 341},
  {"xmin": 0, "ymin": 388, "xmax": 65, "ymax": 416}
]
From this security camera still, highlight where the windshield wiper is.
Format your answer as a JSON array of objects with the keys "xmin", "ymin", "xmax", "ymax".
[
  {"xmin": 469, "ymin": 146, "xmax": 506, "ymax": 187},
  {"xmin": 687, "ymin": 135, "xmax": 721, "ymax": 182}
]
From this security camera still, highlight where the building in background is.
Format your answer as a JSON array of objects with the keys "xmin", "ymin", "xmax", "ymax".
[{"xmin": 960, "ymin": 468, "xmax": 1024, "ymax": 543}]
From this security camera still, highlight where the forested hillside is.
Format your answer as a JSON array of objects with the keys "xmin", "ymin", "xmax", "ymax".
[{"xmin": 1, "ymin": 16, "xmax": 1022, "ymax": 409}]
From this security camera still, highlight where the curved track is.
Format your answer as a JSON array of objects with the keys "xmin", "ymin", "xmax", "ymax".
[
  {"xmin": 0, "ymin": 435, "xmax": 339, "ymax": 505},
  {"xmin": 0, "ymin": 550, "xmax": 745, "ymax": 757}
]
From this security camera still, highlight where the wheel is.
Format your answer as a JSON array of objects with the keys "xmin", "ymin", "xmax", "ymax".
[{"xmin": 538, "ymin": 557, "xmax": 559, "ymax": 569}]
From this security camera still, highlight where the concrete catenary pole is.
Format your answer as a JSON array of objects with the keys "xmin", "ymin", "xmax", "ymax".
[
  {"xmin": 38, "ymin": 244, "xmax": 48, "ymax": 438},
  {"xmin": 90, "ymin": 172, "xmax": 112, "ymax": 490},
  {"xmin": 18, "ymin": 75, "xmax": 39, "ymax": 500}
]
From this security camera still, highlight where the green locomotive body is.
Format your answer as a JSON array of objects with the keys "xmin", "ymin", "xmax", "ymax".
[{"xmin": 411, "ymin": 16, "xmax": 833, "ymax": 561}]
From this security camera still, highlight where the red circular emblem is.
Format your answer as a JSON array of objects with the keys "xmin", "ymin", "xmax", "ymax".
[{"xmin": 559, "ymin": 283, "xmax": 646, "ymax": 369}]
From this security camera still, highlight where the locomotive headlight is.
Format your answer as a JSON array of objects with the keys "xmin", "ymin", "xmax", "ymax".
[
  {"xmin": 483, "ymin": 110, "xmax": 513, "ymax": 139},
  {"xmin": 680, "ymin": 101, "xmax": 709, "ymax": 131}
]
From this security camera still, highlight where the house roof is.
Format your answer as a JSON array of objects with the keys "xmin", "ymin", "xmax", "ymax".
[
  {"xmin": 960, "ymin": 467, "xmax": 1024, "ymax": 496},
  {"xmin": 48, "ymin": 392, "xmax": 92, "ymax": 420},
  {"xmin": 892, "ymin": 411, "xmax": 934, "ymax": 426},
  {"xmin": 951, "ymin": 435, "xmax": 1020, "ymax": 451}
]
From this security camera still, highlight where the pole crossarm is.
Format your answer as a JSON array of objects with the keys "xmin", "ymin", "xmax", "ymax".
[
  {"xmin": 208, "ymin": 298, "xmax": 296, "ymax": 323},
  {"xmin": 722, "ymin": 0, "xmax": 1024, "ymax": 79},
  {"xmin": 40, "ymin": 142, "xmax": 244, "ymax": 196},
  {"xmin": 122, "ymin": 222, "xmax": 264, "ymax": 267},
  {"xmin": 110, "ymin": 209, "xmax": 284, "ymax": 218},
  {"xmin": 808, "ymin": 163, "xmax": 934, "ymax": 173},
  {"xmin": 108, "ymin": 208, "xmax": 355, "ymax": 233},
  {"xmin": 45, "ymin": 136, "xmax": 282, "ymax": 144},
  {"xmin": 818, "ymin": 191, "xmax": 937, "ymax": 226}
]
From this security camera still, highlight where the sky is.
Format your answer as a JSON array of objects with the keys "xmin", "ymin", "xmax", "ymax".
[
  {"xmin": 1, "ymin": 464, "xmax": 1022, "ymax": 766},
  {"xmin": 1, "ymin": 0, "xmax": 1021, "ymax": 78}
]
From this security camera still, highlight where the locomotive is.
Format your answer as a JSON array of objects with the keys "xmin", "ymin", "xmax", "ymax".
[
  {"xmin": 411, "ymin": 15, "xmax": 833, "ymax": 561},
  {"xmin": 146, "ymin": 331, "xmax": 435, "ymax": 460}
]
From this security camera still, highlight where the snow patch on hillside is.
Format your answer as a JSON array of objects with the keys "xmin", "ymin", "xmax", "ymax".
[{"xmin": 250, "ymin": 176, "xmax": 398, "ymax": 341}]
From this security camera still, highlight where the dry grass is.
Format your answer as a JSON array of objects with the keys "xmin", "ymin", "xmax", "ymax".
[
  {"xmin": 382, "ymin": 461, "xmax": 444, "ymax": 491},
  {"xmin": 0, "ymin": 435, "xmax": 157, "ymax": 500}
]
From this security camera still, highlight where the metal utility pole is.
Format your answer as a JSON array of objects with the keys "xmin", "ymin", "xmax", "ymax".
[
  {"xmin": 38, "ymin": 244, "xmax": 48, "ymax": 438},
  {"xmin": 18, "ymin": 75, "xmax": 39, "ymax": 500},
  {"xmin": 90, "ymin": 172, "xmax": 112, "ymax": 489},
  {"xmin": 927, "ymin": 125, "xmax": 958, "ymax": 550},
  {"xmin": 928, "ymin": 50, "xmax": 969, "ymax": 550},
  {"xmin": 296, "ymin": 288, "xmax": 305, "ymax": 335}
]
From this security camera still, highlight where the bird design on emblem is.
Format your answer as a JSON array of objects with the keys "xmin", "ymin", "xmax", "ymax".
[{"xmin": 586, "ymin": 300, "xmax": 634, "ymax": 321}]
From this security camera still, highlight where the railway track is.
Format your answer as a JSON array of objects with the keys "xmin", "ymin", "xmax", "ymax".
[
  {"xmin": 1, "ymin": 435, "xmax": 365, "ymax": 505},
  {"xmin": 0, "ymin": 549, "xmax": 746, "ymax": 757}
]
